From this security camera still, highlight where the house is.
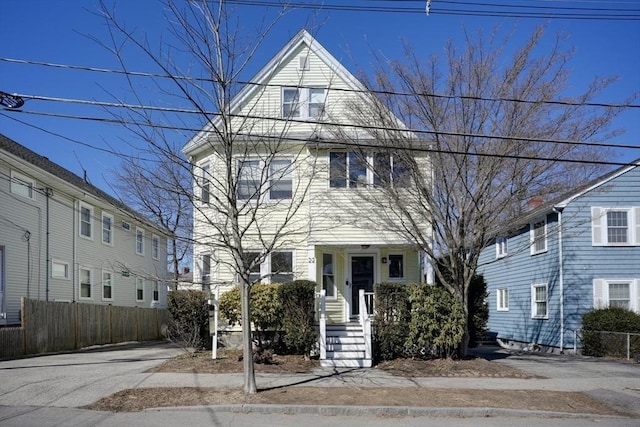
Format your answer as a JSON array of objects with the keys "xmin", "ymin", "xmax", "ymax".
[
  {"xmin": 0, "ymin": 134, "xmax": 171, "ymax": 326},
  {"xmin": 477, "ymin": 160, "xmax": 640, "ymax": 353},
  {"xmin": 182, "ymin": 30, "xmax": 432, "ymax": 366}
]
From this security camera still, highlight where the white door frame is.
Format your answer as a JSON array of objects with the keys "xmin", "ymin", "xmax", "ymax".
[{"xmin": 345, "ymin": 250, "xmax": 379, "ymax": 320}]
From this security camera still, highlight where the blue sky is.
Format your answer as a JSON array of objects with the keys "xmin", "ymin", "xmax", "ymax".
[{"xmin": 1, "ymin": 0, "xmax": 639, "ymax": 194}]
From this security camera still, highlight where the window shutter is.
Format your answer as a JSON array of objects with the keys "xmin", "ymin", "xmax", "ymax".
[
  {"xmin": 634, "ymin": 207, "xmax": 640, "ymax": 245},
  {"xmin": 635, "ymin": 279, "xmax": 640, "ymax": 313},
  {"xmin": 591, "ymin": 207, "xmax": 604, "ymax": 246},
  {"xmin": 593, "ymin": 279, "xmax": 606, "ymax": 309}
]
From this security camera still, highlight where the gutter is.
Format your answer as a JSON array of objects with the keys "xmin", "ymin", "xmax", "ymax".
[{"xmin": 553, "ymin": 207, "xmax": 564, "ymax": 352}]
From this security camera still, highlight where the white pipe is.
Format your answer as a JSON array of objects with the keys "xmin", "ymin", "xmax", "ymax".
[{"xmin": 554, "ymin": 208, "xmax": 565, "ymax": 352}]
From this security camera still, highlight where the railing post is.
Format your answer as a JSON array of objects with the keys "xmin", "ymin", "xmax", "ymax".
[
  {"xmin": 627, "ymin": 333, "xmax": 630, "ymax": 360},
  {"xmin": 319, "ymin": 290, "xmax": 326, "ymax": 361}
]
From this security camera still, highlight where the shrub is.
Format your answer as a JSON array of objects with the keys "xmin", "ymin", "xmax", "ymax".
[
  {"xmin": 217, "ymin": 284, "xmax": 284, "ymax": 347},
  {"xmin": 582, "ymin": 307, "xmax": 640, "ymax": 357},
  {"xmin": 280, "ymin": 280, "xmax": 318, "ymax": 358},
  {"xmin": 405, "ymin": 284, "xmax": 465, "ymax": 359},
  {"xmin": 167, "ymin": 290, "xmax": 210, "ymax": 352},
  {"xmin": 373, "ymin": 283, "xmax": 410, "ymax": 361}
]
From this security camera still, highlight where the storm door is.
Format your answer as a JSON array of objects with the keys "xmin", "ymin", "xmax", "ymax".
[{"xmin": 349, "ymin": 255, "xmax": 374, "ymax": 317}]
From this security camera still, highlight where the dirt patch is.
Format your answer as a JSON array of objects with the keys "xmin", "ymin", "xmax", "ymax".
[{"xmin": 84, "ymin": 350, "xmax": 626, "ymax": 416}]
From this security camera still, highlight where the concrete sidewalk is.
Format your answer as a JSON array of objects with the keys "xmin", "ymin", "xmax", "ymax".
[{"xmin": 0, "ymin": 342, "xmax": 638, "ymax": 421}]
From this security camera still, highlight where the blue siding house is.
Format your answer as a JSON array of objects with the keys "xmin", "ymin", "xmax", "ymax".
[{"xmin": 477, "ymin": 160, "xmax": 640, "ymax": 353}]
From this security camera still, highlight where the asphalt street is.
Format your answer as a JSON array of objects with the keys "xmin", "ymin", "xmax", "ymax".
[{"xmin": 0, "ymin": 341, "xmax": 638, "ymax": 427}]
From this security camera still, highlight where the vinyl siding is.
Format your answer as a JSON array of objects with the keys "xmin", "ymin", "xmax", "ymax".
[{"xmin": 478, "ymin": 165, "xmax": 640, "ymax": 350}]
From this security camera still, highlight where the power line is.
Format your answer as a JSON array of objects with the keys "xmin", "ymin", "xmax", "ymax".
[
  {"xmin": 223, "ymin": 0, "xmax": 640, "ymax": 20},
  {"xmin": 2, "ymin": 58, "xmax": 638, "ymax": 109},
  {"xmin": 3, "ymin": 107, "xmax": 638, "ymax": 155}
]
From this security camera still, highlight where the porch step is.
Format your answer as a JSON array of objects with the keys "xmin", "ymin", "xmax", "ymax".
[{"xmin": 321, "ymin": 323, "xmax": 371, "ymax": 368}]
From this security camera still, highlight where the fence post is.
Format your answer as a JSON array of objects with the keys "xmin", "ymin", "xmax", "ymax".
[
  {"xmin": 21, "ymin": 298, "xmax": 28, "ymax": 355},
  {"xmin": 627, "ymin": 333, "xmax": 631, "ymax": 360}
]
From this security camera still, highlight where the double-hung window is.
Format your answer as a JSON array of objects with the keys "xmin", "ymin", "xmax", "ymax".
[
  {"xmin": 497, "ymin": 288, "xmax": 509, "ymax": 311},
  {"xmin": 79, "ymin": 202, "xmax": 93, "ymax": 239},
  {"xmin": 496, "ymin": 237, "xmax": 508, "ymax": 258},
  {"xmin": 244, "ymin": 251, "xmax": 262, "ymax": 284},
  {"xmin": 282, "ymin": 87, "xmax": 326, "ymax": 119},
  {"xmin": 270, "ymin": 251, "xmax": 294, "ymax": 283},
  {"xmin": 102, "ymin": 213, "xmax": 113, "ymax": 245},
  {"xmin": 80, "ymin": 268, "xmax": 92, "ymax": 299},
  {"xmin": 530, "ymin": 219, "xmax": 547, "ymax": 255},
  {"xmin": 330, "ymin": 152, "xmax": 409, "ymax": 189},
  {"xmin": 200, "ymin": 163, "xmax": 210, "ymax": 204},
  {"xmin": 608, "ymin": 282, "xmax": 630, "ymax": 309},
  {"xmin": 592, "ymin": 207, "xmax": 639, "ymax": 246},
  {"xmin": 531, "ymin": 283, "xmax": 548, "ymax": 319},
  {"xmin": 152, "ymin": 235, "xmax": 159, "ymax": 260},
  {"xmin": 322, "ymin": 253, "xmax": 335, "ymax": 298},
  {"xmin": 153, "ymin": 281, "xmax": 159, "ymax": 302},
  {"xmin": 201, "ymin": 254, "xmax": 211, "ymax": 291},
  {"xmin": 136, "ymin": 277, "xmax": 145, "ymax": 301},
  {"xmin": 136, "ymin": 228, "xmax": 145, "ymax": 255},
  {"xmin": 102, "ymin": 271, "xmax": 113, "ymax": 300},
  {"xmin": 237, "ymin": 158, "xmax": 293, "ymax": 201}
]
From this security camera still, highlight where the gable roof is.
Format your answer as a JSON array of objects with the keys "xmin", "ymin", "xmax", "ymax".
[
  {"xmin": 182, "ymin": 29, "xmax": 369, "ymax": 156},
  {"xmin": 498, "ymin": 158, "xmax": 640, "ymax": 234},
  {"xmin": 0, "ymin": 133, "xmax": 172, "ymax": 236}
]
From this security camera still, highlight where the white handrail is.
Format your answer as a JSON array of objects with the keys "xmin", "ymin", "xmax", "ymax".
[
  {"xmin": 318, "ymin": 289, "xmax": 326, "ymax": 360},
  {"xmin": 359, "ymin": 289, "xmax": 372, "ymax": 361}
]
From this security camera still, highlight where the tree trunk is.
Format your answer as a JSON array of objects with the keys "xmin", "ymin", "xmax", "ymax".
[{"xmin": 241, "ymin": 281, "xmax": 257, "ymax": 394}]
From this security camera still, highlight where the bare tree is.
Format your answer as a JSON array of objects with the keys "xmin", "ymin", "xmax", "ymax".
[
  {"xmin": 96, "ymin": 1, "xmax": 325, "ymax": 394},
  {"xmin": 111, "ymin": 153, "xmax": 192, "ymax": 288},
  {"xmin": 335, "ymin": 26, "xmax": 636, "ymax": 355}
]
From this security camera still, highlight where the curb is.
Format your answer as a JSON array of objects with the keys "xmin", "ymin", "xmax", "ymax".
[{"xmin": 145, "ymin": 404, "xmax": 636, "ymax": 419}]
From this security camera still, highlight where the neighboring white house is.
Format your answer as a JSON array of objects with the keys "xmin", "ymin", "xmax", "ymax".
[
  {"xmin": 0, "ymin": 133, "xmax": 171, "ymax": 326},
  {"xmin": 182, "ymin": 30, "xmax": 432, "ymax": 366}
]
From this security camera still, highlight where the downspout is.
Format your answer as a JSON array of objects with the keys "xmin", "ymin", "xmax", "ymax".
[
  {"xmin": 553, "ymin": 207, "xmax": 564, "ymax": 353},
  {"xmin": 45, "ymin": 188, "xmax": 51, "ymax": 301}
]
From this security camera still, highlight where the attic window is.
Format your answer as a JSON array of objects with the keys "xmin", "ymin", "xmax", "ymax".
[
  {"xmin": 122, "ymin": 221, "xmax": 131, "ymax": 231},
  {"xmin": 299, "ymin": 56, "xmax": 310, "ymax": 71}
]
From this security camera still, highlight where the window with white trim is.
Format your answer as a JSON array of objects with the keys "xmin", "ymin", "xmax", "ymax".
[
  {"xmin": 497, "ymin": 288, "xmax": 509, "ymax": 311},
  {"xmin": 322, "ymin": 252, "xmax": 335, "ymax": 298},
  {"xmin": 152, "ymin": 235, "xmax": 159, "ymax": 260},
  {"xmin": 591, "ymin": 207, "xmax": 639, "ymax": 246},
  {"xmin": 152, "ymin": 281, "xmax": 159, "ymax": 302},
  {"xmin": 136, "ymin": 277, "xmax": 145, "ymax": 301},
  {"xmin": 270, "ymin": 251, "xmax": 294, "ymax": 283},
  {"xmin": 201, "ymin": 254, "xmax": 211, "ymax": 291},
  {"xmin": 10, "ymin": 170, "xmax": 36, "ymax": 199},
  {"xmin": 79, "ymin": 202, "xmax": 93, "ymax": 239},
  {"xmin": 80, "ymin": 268, "xmax": 92, "ymax": 299},
  {"xmin": 496, "ymin": 237, "xmax": 508, "ymax": 258},
  {"xmin": 237, "ymin": 158, "xmax": 292, "ymax": 201},
  {"xmin": 200, "ymin": 163, "xmax": 210, "ymax": 204},
  {"xmin": 102, "ymin": 213, "xmax": 113, "ymax": 245},
  {"xmin": 388, "ymin": 254, "xmax": 404, "ymax": 279},
  {"xmin": 136, "ymin": 228, "xmax": 145, "ymax": 255},
  {"xmin": 593, "ymin": 279, "xmax": 639, "ymax": 312},
  {"xmin": 531, "ymin": 283, "xmax": 548, "ymax": 319},
  {"xmin": 102, "ymin": 271, "xmax": 113, "ymax": 300},
  {"xmin": 530, "ymin": 219, "xmax": 547, "ymax": 255},
  {"xmin": 244, "ymin": 251, "xmax": 262, "ymax": 284},
  {"xmin": 330, "ymin": 152, "xmax": 409, "ymax": 189},
  {"xmin": 51, "ymin": 260, "xmax": 69, "ymax": 279},
  {"xmin": 282, "ymin": 87, "xmax": 326, "ymax": 119}
]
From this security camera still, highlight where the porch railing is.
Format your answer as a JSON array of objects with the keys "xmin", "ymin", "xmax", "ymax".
[
  {"xmin": 317, "ymin": 290, "xmax": 327, "ymax": 360},
  {"xmin": 359, "ymin": 289, "xmax": 373, "ymax": 362}
]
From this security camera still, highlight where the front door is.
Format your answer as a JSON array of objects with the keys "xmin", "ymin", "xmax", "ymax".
[{"xmin": 350, "ymin": 255, "xmax": 374, "ymax": 317}]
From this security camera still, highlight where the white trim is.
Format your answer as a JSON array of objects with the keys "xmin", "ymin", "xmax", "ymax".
[
  {"xmin": 530, "ymin": 218, "xmax": 547, "ymax": 255},
  {"xmin": 79, "ymin": 267, "xmax": 93, "ymax": 300},
  {"xmin": 10, "ymin": 170, "xmax": 36, "ymax": 200},
  {"xmin": 79, "ymin": 202, "xmax": 94, "ymax": 240},
  {"xmin": 497, "ymin": 287, "xmax": 509, "ymax": 311},
  {"xmin": 51, "ymin": 260, "xmax": 70, "ymax": 280},
  {"xmin": 102, "ymin": 270, "xmax": 114, "ymax": 301},
  {"xmin": 321, "ymin": 251, "xmax": 337, "ymax": 299},
  {"xmin": 495, "ymin": 237, "xmax": 508, "ymax": 258},
  {"xmin": 135, "ymin": 227, "xmax": 145, "ymax": 256},
  {"xmin": 531, "ymin": 283, "xmax": 548, "ymax": 319},
  {"xmin": 152, "ymin": 234, "xmax": 160, "ymax": 260},
  {"xmin": 136, "ymin": 277, "xmax": 145, "ymax": 302},
  {"xmin": 268, "ymin": 250, "xmax": 296, "ymax": 283},
  {"xmin": 101, "ymin": 212, "xmax": 114, "ymax": 246},
  {"xmin": 593, "ymin": 278, "xmax": 638, "ymax": 312},
  {"xmin": 591, "ymin": 207, "xmax": 638, "ymax": 246}
]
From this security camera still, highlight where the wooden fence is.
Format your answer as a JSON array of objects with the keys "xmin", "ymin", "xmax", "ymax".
[{"xmin": 0, "ymin": 298, "xmax": 169, "ymax": 358}]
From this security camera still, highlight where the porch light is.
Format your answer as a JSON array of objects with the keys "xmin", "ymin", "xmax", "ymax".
[{"xmin": 361, "ymin": 244, "xmax": 370, "ymax": 249}]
